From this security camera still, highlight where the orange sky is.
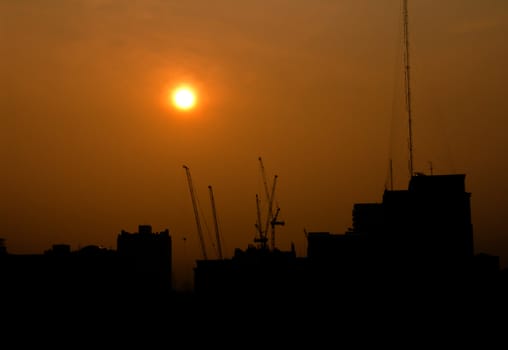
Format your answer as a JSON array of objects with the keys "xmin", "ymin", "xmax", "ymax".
[{"xmin": 2, "ymin": 0, "xmax": 508, "ymax": 290}]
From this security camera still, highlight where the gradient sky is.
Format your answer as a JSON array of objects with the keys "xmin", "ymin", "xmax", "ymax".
[{"xmin": 2, "ymin": 0, "xmax": 508, "ymax": 290}]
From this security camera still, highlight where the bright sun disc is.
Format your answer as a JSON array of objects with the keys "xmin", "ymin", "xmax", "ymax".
[{"xmin": 172, "ymin": 87, "xmax": 196, "ymax": 110}]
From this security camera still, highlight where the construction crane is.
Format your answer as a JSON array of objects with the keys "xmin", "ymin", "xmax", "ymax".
[
  {"xmin": 208, "ymin": 185, "xmax": 223, "ymax": 259},
  {"xmin": 270, "ymin": 206, "xmax": 285, "ymax": 250},
  {"xmin": 257, "ymin": 156, "xmax": 286, "ymax": 250},
  {"xmin": 263, "ymin": 174, "xmax": 277, "ymax": 249},
  {"xmin": 257, "ymin": 156, "xmax": 277, "ymax": 250},
  {"xmin": 254, "ymin": 193, "xmax": 267, "ymax": 249},
  {"xmin": 183, "ymin": 165, "xmax": 207, "ymax": 260}
]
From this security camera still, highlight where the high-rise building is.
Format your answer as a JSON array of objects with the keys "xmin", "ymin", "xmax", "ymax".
[{"xmin": 308, "ymin": 173, "xmax": 476, "ymax": 284}]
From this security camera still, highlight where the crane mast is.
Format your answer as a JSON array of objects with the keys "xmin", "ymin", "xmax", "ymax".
[
  {"xmin": 183, "ymin": 165, "xmax": 208, "ymax": 260},
  {"xmin": 208, "ymin": 185, "xmax": 223, "ymax": 259}
]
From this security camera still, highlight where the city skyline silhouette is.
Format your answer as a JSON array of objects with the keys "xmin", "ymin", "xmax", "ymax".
[
  {"xmin": 2, "ymin": 2, "xmax": 508, "ymax": 336},
  {"xmin": 2, "ymin": 171, "xmax": 507, "ymax": 341},
  {"xmin": 2, "ymin": 172, "xmax": 507, "ymax": 294},
  {"xmin": 3, "ymin": 2, "xmax": 508, "ymax": 279}
]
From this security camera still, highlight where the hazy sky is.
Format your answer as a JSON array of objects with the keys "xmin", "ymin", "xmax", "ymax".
[{"xmin": 2, "ymin": 0, "xmax": 508, "ymax": 290}]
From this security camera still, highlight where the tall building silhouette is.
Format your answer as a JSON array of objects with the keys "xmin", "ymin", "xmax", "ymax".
[
  {"xmin": 306, "ymin": 173, "xmax": 492, "ymax": 298},
  {"xmin": 380, "ymin": 174, "xmax": 474, "ymax": 273}
]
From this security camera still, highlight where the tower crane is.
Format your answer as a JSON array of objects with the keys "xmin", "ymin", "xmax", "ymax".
[
  {"xmin": 257, "ymin": 156, "xmax": 285, "ymax": 250},
  {"xmin": 183, "ymin": 165, "xmax": 207, "ymax": 260},
  {"xmin": 208, "ymin": 185, "xmax": 223, "ymax": 259}
]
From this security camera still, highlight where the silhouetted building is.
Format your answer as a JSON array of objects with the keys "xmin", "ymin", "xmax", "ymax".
[
  {"xmin": 0, "ymin": 243, "xmax": 129, "ymax": 303},
  {"xmin": 194, "ymin": 244, "xmax": 308, "ymax": 298},
  {"xmin": 117, "ymin": 224, "xmax": 172, "ymax": 291},
  {"xmin": 1, "ymin": 225, "xmax": 174, "ymax": 308},
  {"xmin": 380, "ymin": 174, "xmax": 474, "ymax": 273},
  {"xmin": 306, "ymin": 173, "xmax": 484, "ymax": 296},
  {"xmin": 352, "ymin": 203, "xmax": 384, "ymax": 235}
]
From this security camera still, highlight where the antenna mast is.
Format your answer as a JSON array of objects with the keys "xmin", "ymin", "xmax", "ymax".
[{"xmin": 403, "ymin": 0, "xmax": 414, "ymax": 178}]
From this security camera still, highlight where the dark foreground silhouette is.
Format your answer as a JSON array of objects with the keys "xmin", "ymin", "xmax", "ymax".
[{"xmin": 2, "ymin": 174, "xmax": 508, "ymax": 343}]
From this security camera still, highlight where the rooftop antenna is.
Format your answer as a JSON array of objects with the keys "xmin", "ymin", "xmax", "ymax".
[{"xmin": 403, "ymin": 0, "xmax": 414, "ymax": 179}]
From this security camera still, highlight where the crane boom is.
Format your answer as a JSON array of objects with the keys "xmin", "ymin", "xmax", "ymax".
[
  {"xmin": 258, "ymin": 157, "xmax": 271, "ymax": 204},
  {"xmin": 208, "ymin": 185, "xmax": 223, "ymax": 259},
  {"xmin": 183, "ymin": 165, "xmax": 207, "ymax": 260}
]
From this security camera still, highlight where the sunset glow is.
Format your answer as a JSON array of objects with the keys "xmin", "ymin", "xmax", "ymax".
[{"xmin": 4, "ymin": 0, "xmax": 508, "ymax": 295}]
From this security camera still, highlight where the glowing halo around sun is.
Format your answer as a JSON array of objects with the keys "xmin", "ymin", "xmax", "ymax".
[{"xmin": 171, "ymin": 86, "xmax": 197, "ymax": 111}]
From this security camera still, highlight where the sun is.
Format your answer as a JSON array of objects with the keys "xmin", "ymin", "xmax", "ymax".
[{"xmin": 171, "ymin": 86, "xmax": 197, "ymax": 111}]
